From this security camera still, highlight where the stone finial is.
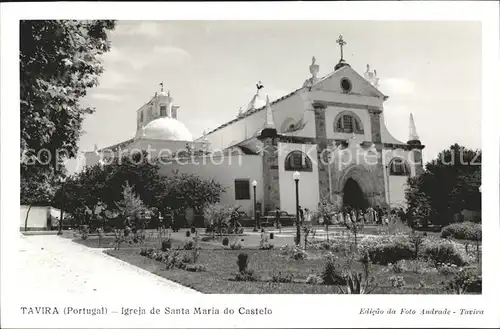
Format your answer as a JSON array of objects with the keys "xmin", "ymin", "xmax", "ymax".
[
  {"xmin": 364, "ymin": 64, "xmax": 380, "ymax": 88},
  {"xmin": 408, "ymin": 113, "xmax": 420, "ymax": 142},
  {"xmin": 309, "ymin": 56, "xmax": 319, "ymax": 80}
]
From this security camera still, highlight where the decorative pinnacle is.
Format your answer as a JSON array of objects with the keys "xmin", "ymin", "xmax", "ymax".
[
  {"xmin": 408, "ymin": 113, "xmax": 420, "ymax": 141},
  {"xmin": 265, "ymin": 95, "xmax": 275, "ymax": 129}
]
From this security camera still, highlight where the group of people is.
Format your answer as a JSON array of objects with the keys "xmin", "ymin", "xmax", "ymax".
[
  {"xmin": 268, "ymin": 205, "xmax": 407, "ymax": 228},
  {"xmin": 324, "ymin": 206, "xmax": 407, "ymax": 226}
]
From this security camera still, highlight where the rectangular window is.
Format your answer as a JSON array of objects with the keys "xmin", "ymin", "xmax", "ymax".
[
  {"xmin": 234, "ymin": 179, "xmax": 250, "ymax": 200},
  {"xmin": 140, "ymin": 111, "xmax": 144, "ymax": 122},
  {"xmin": 160, "ymin": 105, "xmax": 167, "ymax": 117}
]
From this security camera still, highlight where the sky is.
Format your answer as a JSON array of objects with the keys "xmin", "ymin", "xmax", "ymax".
[{"xmin": 69, "ymin": 20, "xmax": 481, "ymax": 172}]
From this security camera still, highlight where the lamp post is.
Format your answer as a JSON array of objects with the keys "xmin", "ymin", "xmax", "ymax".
[
  {"xmin": 293, "ymin": 171, "xmax": 301, "ymax": 245},
  {"xmin": 58, "ymin": 175, "xmax": 67, "ymax": 235},
  {"xmin": 252, "ymin": 180, "xmax": 258, "ymax": 232}
]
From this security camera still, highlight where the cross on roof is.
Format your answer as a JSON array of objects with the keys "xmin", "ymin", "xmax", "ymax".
[
  {"xmin": 159, "ymin": 82, "xmax": 164, "ymax": 92},
  {"xmin": 336, "ymin": 35, "xmax": 347, "ymax": 61}
]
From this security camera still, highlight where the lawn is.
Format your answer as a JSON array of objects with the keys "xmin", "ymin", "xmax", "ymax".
[
  {"xmin": 72, "ymin": 226, "xmax": 477, "ymax": 294},
  {"xmin": 103, "ymin": 240, "xmax": 450, "ymax": 294}
]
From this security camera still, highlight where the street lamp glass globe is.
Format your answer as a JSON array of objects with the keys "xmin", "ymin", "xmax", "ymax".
[
  {"xmin": 293, "ymin": 171, "xmax": 300, "ymax": 181},
  {"xmin": 252, "ymin": 180, "xmax": 257, "ymax": 187}
]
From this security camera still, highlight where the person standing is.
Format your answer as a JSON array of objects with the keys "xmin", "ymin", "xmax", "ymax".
[
  {"xmin": 298, "ymin": 206, "xmax": 304, "ymax": 225},
  {"xmin": 275, "ymin": 207, "xmax": 281, "ymax": 229},
  {"xmin": 304, "ymin": 208, "xmax": 312, "ymax": 227}
]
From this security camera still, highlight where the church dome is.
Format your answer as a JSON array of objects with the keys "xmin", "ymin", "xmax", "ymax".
[{"xmin": 140, "ymin": 117, "xmax": 193, "ymax": 141}]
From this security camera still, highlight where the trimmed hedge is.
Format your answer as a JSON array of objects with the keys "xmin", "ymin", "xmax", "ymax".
[
  {"xmin": 441, "ymin": 222, "xmax": 482, "ymax": 241},
  {"xmin": 358, "ymin": 235, "xmax": 470, "ymax": 267},
  {"xmin": 421, "ymin": 239, "xmax": 470, "ymax": 266},
  {"xmin": 358, "ymin": 235, "xmax": 414, "ymax": 265}
]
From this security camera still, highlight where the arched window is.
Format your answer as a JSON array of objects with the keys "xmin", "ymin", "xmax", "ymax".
[
  {"xmin": 388, "ymin": 158, "xmax": 411, "ymax": 176},
  {"xmin": 334, "ymin": 112, "xmax": 364, "ymax": 134},
  {"xmin": 284, "ymin": 151, "xmax": 313, "ymax": 172}
]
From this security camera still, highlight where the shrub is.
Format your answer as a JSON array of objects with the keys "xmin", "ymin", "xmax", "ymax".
[
  {"xmin": 359, "ymin": 236, "xmax": 414, "ymax": 265},
  {"xmin": 406, "ymin": 259, "xmax": 437, "ymax": 274},
  {"xmin": 441, "ymin": 222, "xmax": 482, "ymax": 241},
  {"xmin": 279, "ymin": 244, "xmax": 308, "ymax": 260},
  {"xmin": 181, "ymin": 253, "xmax": 193, "ymax": 264},
  {"xmin": 409, "ymin": 232, "xmax": 425, "ymax": 258},
  {"xmin": 234, "ymin": 269, "xmax": 259, "ymax": 282},
  {"xmin": 190, "ymin": 226, "xmax": 196, "ymax": 234},
  {"xmin": 421, "ymin": 238, "xmax": 470, "ymax": 266},
  {"xmin": 237, "ymin": 253, "xmax": 249, "ymax": 272},
  {"xmin": 161, "ymin": 239, "xmax": 172, "ymax": 251},
  {"xmin": 272, "ymin": 272, "xmax": 294, "ymax": 283},
  {"xmin": 444, "ymin": 265, "xmax": 482, "ymax": 294},
  {"xmin": 390, "ymin": 276, "xmax": 406, "ymax": 288},
  {"xmin": 164, "ymin": 250, "xmax": 183, "ymax": 270},
  {"xmin": 391, "ymin": 260, "xmax": 408, "ymax": 273},
  {"xmin": 290, "ymin": 245, "xmax": 307, "ymax": 260},
  {"xmin": 270, "ymin": 233, "xmax": 274, "ymax": 239},
  {"xmin": 184, "ymin": 239, "xmax": 194, "ymax": 250},
  {"xmin": 437, "ymin": 263, "xmax": 460, "ymax": 276},
  {"xmin": 306, "ymin": 274, "xmax": 323, "ymax": 285},
  {"xmin": 337, "ymin": 252, "xmax": 377, "ymax": 294},
  {"xmin": 186, "ymin": 231, "xmax": 191, "ymax": 238},
  {"xmin": 222, "ymin": 237, "xmax": 229, "ymax": 246},
  {"xmin": 201, "ymin": 236, "xmax": 213, "ymax": 242},
  {"xmin": 81, "ymin": 225, "xmax": 89, "ymax": 240},
  {"xmin": 185, "ymin": 264, "xmax": 207, "ymax": 272},
  {"xmin": 321, "ymin": 253, "xmax": 345, "ymax": 285},
  {"xmin": 230, "ymin": 240, "xmax": 243, "ymax": 250},
  {"xmin": 259, "ymin": 243, "xmax": 274, "ymax": 250},
  {"xmin": 139, "ymin": 247, "xmax": 152, "ymax": 256}
]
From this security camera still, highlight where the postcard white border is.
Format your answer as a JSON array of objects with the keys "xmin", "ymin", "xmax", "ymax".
[{"xmin": 1, "ymin": 1, "xmax": 499, "ymax": 328}]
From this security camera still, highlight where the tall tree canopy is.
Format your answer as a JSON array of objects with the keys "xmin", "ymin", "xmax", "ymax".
[
  {"xmin": 58, "ymin": 152, "xmax": 225, "ymax": 228},
  {"xmin": 20, "ymin": 20, "xmax": 116, "ymax": 177},
  {"xmin": 406, "ymin": 144, "xmax": 481, "ymax": 226}
]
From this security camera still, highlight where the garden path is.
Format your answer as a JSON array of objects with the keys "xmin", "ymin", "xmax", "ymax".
[{"xmin": 16, "ymin": 234, "xmax": 201, "ymax": 300}]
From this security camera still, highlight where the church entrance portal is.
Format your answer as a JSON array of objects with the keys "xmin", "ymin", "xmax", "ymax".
[{"xmin": 343, "ymin": 178, "xmax": 369, "ymax": 210}]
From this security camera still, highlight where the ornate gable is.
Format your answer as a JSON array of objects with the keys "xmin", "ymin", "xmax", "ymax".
[{"xmin": 312, "ymin": 66, "xmax": 386, "ymax": 99}]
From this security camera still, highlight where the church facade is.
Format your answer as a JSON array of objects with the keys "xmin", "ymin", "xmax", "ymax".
[{"xmin": 84, "ymin": 37, "xmax": 425, "ymax": 216}]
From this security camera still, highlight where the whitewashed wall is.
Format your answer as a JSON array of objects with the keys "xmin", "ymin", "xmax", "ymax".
[
  {"xmin": 203, "ymin": 91, "xmax": 316, "ymax": 151},
  {"xmin": 278, "ymin": 142, "xmax": 320, "ymax": 214},
  {"xmin": 20, "ymin": 206, "xmax": 59, "ymax": 230},
  {"xmin": 382, "ymin": 149, "xmax": 414, "ymax": 208}
]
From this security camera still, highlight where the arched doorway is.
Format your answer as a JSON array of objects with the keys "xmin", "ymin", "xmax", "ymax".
[{"xmin": 343, "ymin": 178, "xmax": 369, "ymax": 210}]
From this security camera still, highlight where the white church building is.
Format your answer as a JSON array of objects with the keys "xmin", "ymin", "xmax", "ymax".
[{"xmin": 84, "ymin": 36, "xmax": 425, "ymax": 216}]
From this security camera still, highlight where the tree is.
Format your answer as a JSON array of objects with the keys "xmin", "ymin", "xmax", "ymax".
[
  {"xmin": 21, "ymin": 171, "xmax": 56, "ymax": 231},
  {"xmin": 115, "ymin": 182, "xmax": 148, "ymax": 230},
  {"xmin": 99, "ymin": 151, "xmax": 163, "ymax": 213},
  {"xmin": 203, "ymin": 203, "xmax": 237, "ymax": 239},
  {"xmin": 405, "ymin": 144, "xmax": 481, "ymax": 227},
  {"xmin": 53, "ymin": 164, "xmax": 107, "ymax": 228},
  {"xmin": 154, "ymin": 171, "xmax": 225, "ymax": 220},
  {"xmin": 20, "ymin": 20, "xmax": 115, "ymax": 179},
  {"xmin": 317, "ymin": 196, "xmax": 338, "ymax": 241}
]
